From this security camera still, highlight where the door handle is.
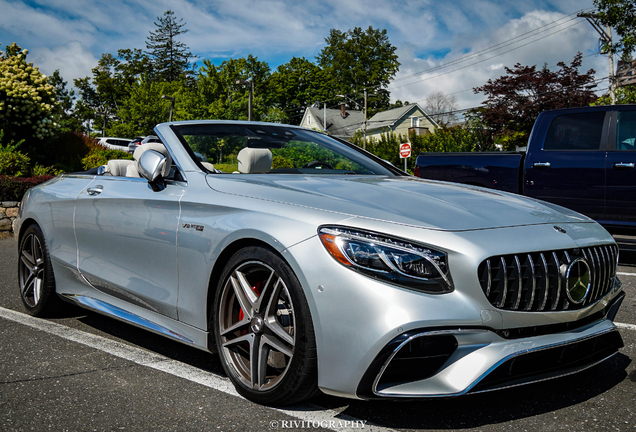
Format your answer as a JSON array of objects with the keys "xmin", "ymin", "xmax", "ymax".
[
  {"xmin": 532, "ymin": 162, "xmax": 551, "ymax": 168},
  {"xmin": 87, "ymin": 185, "xmax": 103, "ymax": 196},
  {"xmin": 613, "ymin": 162, "xmax": 635, "ymax": 170}
]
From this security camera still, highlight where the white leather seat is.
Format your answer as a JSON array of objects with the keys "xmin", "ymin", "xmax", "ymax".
[
  {"xmin": 126, "ymin": 143, "xmax": 172, "ymax": 178},
  {"xmin": 105, "ymin": 160, "xmax": 134, "ymax": 177},
  {"xmin": 237, "ymin": 148, "xmax": 272, "ymax": 174}
]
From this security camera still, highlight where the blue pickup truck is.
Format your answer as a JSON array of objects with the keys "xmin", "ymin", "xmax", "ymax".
[{"xmin": 415, "ymin": 105, "xmax": 636, "ymax": 233}]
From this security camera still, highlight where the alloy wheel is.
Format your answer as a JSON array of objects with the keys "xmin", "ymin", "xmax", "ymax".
[
  {"xmin": 19, "ymin": 233, "xmax": 45, "ymax": 308},
  {"xmin": 218, "ymin": 260, "xmax": 296, "ymax": 391}
]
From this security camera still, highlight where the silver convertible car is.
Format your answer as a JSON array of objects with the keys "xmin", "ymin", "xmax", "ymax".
[{"xmin": 16, "ymin": 121, "xmax": 625, "ymax": 405}]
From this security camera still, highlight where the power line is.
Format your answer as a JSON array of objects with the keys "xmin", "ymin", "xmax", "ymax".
[
  {"xmin": 392, "ymin": 10, "xmax": 588, "ymax": 84},
  {"xmin": 388, "ymin": 20, "xmax": 584, "ymax": 91}
]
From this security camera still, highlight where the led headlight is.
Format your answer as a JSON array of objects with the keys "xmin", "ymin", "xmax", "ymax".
[{"xmin": 318, "ymin": 226, "xmax": 453, "ymax": 293}]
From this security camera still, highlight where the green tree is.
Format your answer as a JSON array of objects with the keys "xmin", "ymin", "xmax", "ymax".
[
  {"xmin": 49, "ymin": 70, "xmax": 83, "ymax": 132},
  {"xmin": 593, "ymin": 0, "xmax": 636, "ymax": 59},
  {"xmin": 107, "ymin": 79, "xmax": 183, "ymax": 137},
  {"xmin": 198, "ymin": 56, "xmax": 271, "ymax": 121},
  {"xmin": 593, "ymin": 84, "xmax": 636, "ymax": 104},
  {"xmin": 74, "ymin": 49, "xmax": 152, "ymax": 135},
  {"xmin": 317, "ymin": 26, "xmax": 400, "ymax": 113},
  {"xmin": 146, "ymin": 10, "xmax": 193, "ymax": 82},
  {"xmin": 269, "ymin": 57, "xmax": 329, "ymax": 124},
  {"xmin": 0, "ymin": 43, "xmax": 58, "ymax": 149}
]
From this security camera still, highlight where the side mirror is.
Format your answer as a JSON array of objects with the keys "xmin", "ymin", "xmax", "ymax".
[{"xmin": 138, "ymin": 150, "xmax": 167, "ymax": 191}]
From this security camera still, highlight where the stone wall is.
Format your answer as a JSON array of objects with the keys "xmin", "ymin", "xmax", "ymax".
[{"xmin": 0, "ymin": 201, "xmax": 19, "ymax": 239}]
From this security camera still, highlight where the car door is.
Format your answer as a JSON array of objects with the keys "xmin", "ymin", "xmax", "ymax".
[
  {"xmin": 74, "ymin": 175, "xmax": 184, "ymax": 319},
  {"xmin": 605, "ymin": 110, "xmax": 636, "ymax": 227},
  {"xmin": 524, "ymin": 111, "xmax": 609, "ymax": 220}
]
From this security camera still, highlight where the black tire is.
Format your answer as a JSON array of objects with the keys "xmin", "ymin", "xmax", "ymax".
[
  {"xmin": 18, "ymin": 224, "xmax": 64, "ymax": 317},
  {"xmin": 213, "ymin": 246, "xmax": 319, "ymax": 405}
]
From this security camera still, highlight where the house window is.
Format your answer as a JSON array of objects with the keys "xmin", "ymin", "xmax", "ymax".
[
  {"xmin": 411, "ymin": 117, "xmax": 420, "ymax": 128},
  {"xmin": 307, "ymin": 115, "xmax": 311, "ymax": 125}
]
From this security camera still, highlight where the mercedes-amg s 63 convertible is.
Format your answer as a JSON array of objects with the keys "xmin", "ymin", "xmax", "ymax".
[{"xmin": 16, "ymin": 121, "xmax": 625, "ymax": 405}]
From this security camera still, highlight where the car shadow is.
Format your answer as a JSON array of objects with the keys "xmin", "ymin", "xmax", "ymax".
[
  {"xmin": 311, "ymin": 354, "xmax": 631, "ymax": 430},
  {"xmin": 75, "ymin": 311, "xmax": 226, "ymax": 375},
  {"xmin": 72, "ymin": 308, "xmax": 631, "ymax": 430}
]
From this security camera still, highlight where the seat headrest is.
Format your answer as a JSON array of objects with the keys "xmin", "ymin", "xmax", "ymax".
[
  {"xmin": 133, "ymin": 143, "xmax": 172, "ymax": 178},
  {"xmin": 237, "ymin": 148, "xmax": 272, "ymax": 174}
]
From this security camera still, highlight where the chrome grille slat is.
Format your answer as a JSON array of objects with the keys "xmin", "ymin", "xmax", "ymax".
[
  {"xmin": 525, "ymin": 254, "xmax": 536, "ymax": 311},
  {"xmin": 550, "ymin": 252, "xmax": 561, "ymax": 311},
  {"xmin": 513, "ymin": 255, "xmax": 522, "ymax": 310},
  {"xmin": 538, "ymin": 253, "xmax": 549, "ymax": 311},
  {"xmin": 478, "ymin": 244, "xmax": 617, "ymax": 312}
]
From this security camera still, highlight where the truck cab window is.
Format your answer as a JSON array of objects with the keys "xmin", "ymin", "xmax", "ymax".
[
  {"xmin": 543, "ymin": 112, "xmax": 605, "ymax": 151},
  {"xmin": 617, "ymin": 111, "xmax": 636, "ymax": 150}
]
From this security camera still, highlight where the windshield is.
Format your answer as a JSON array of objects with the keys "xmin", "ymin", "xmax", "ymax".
[{"xmin": 171, "ymin": 123, "xmax": 398, "ymax": 176}]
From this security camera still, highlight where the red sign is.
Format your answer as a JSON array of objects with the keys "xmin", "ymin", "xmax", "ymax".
[{"xmin": 399, "ymin": 143, "xmax": 411, "ymax": 158}]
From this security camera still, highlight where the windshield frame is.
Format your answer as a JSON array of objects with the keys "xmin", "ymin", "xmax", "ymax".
[{"xmin": 169, "ymin": 122, "xmax": 407, "ymax": 177}]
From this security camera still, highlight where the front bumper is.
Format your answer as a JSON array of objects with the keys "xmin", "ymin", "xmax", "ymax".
[{"xmin": 357, "ymin": 292, "xmax": 625, "ymax": 399}]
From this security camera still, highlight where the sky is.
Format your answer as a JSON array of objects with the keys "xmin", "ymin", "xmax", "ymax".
[{"xmin": 0, "ymin": 0, "xmax": 610, "ymax": 113}]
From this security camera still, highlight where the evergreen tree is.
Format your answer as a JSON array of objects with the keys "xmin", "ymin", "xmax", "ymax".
[{"xmin": 145, "ymin": 10, "xmax": 193, "ymax": 82}]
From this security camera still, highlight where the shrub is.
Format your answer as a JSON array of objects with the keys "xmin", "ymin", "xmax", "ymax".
[
  {"xmin": 81, "ymin": 147, "xmax": 132, "ymax": 170},
  {"xmin": 0, "ymin": 131, "xmax": 30, "ymax": 176},
  {"xmin": 0, "ymin": 175, "xmax": 54, "ymax": 201},
  {"xmin": 39, "ymin": 131, "xmax": 95, "ymax": 172}
]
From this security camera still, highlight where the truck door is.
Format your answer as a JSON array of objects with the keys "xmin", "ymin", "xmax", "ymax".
[
  {"xmin": 605, "ymin": 110, "xmax": 636, "ymax": 228},
  {"xmin": 524, "ymin": 111, "xmax": 609, "ymax": 220}
]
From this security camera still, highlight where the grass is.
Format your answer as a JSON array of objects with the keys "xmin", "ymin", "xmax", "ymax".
[{"xmin": 213, "ymin": 163, "xmax": 238, "ymax": 173}]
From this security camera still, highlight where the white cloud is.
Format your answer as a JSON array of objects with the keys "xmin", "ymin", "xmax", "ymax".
[{"xmin": 30, "ymin": 41, "xmax": 98, "ymax": 83}]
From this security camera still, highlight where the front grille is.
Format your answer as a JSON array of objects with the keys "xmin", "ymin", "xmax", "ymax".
[{"xmin": 478, "ymin": 244, "xmax": 618, "ymax": 312}]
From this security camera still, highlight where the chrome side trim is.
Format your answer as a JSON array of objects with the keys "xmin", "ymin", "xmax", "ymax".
[{"xmin": 61, "ymin": 294, "xmax": 193, "ymax": 344}]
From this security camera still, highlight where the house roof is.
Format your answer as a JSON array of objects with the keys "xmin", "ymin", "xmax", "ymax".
[
  {"xmin": 303, "ymin": 107, "xmax": 365, "ymax": 138},
  {"xmin": 366, "ymin": 103, "xmax": 438, "ymax": 131}
]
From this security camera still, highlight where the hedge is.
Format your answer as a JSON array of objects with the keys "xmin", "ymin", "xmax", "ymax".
[{"xmin": 0, "ymin": 175, "xmax": 54, "ymax": 202}]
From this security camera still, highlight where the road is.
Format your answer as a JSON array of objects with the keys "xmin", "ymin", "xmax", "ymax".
[{"xmin": 1, "ymin": 235, "xmax": 635, "ymax": 432}]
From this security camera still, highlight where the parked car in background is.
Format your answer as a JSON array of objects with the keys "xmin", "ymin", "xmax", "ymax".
[
  {"xmin": 17, "ymin": 120, "xmax": 625, "ymax": 406},
  {"xmin": 415, "ymin": 105, "xmax": 636, "ymax": 234},
  {"xmin": 128, "ymin": 135, "xmax": 162, "ymax": 153},
  {"xmin": 95, "ymin": 137, "xmax": 133, "ymax": 152}
]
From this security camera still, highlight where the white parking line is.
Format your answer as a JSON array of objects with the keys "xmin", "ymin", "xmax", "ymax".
[
  {"xmin": 616, "ymin": 322, "xmax": 636, "ymax": 331},
  {"xmin": 0, "ymin": 306, "xmax": 392, "ymax": 432},
  {"xmin": 617, "ymin": 272, "xmax": 636, "ymax": 277}
]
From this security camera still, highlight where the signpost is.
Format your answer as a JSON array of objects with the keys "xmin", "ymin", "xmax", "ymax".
[{"xmin": 399, "ymin": 143, "xmax": 411, "ymax": 172}]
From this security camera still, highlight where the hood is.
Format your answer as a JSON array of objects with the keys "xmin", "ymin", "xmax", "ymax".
[{"xmin": 206, "ymin": 175, "xmax": 591, "ymax": 231}]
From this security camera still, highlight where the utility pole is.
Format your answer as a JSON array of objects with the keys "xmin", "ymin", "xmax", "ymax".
[
  {"xmin": 323, "ymin": 103, "xmax": 327, "ymax": 133},
  {"xmin": 161, "ymin": 95, "xmax": 175, "ymax": 122},
  {"xmin": 578, "ymin": 12, "xmax": 616, "ymax": 104},
  {"xmin": 236, "ymin": 80, "xmax": 254, "ymax": 121},
  {"xmin": 363, "ymin": 90, "xmax": 376, "ymax": 150}
]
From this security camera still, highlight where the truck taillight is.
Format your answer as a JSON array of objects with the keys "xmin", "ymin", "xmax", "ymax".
[{"xmin": 414, "ymin": 164, "xmax": 420, "ymax": 177}]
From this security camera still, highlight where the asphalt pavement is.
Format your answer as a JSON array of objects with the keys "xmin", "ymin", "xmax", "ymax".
[{"xmin": 1, "ymin": 235, "xmax": 635, "ymax": 432}]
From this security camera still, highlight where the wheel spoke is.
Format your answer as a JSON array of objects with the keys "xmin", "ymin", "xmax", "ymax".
[
  {"xmin": 33, "ymin": 277, "xmax": 42, "ymax": 304},
  {"xmin": 266, "ymin": 318, "xmax": 295, "ymax": 347},
  {"xmin": 22, "ymin": 273, "xmax": 35, "ymax": 297},
  {"xmin": 222, "ymin": 332, "xmax": 253, "ymax": 350},
  {"xmin": 253, "ymin": 269, "xmax": 275, "ymax": 313},
  {"xmin": 251, "ymin": 334, "xmax": 268, "ymax": 388},
  {"xmin": 31, "ymin": 235, "xmax": 40, "ymax": 262},
  {"xmin": 220, "ymin": 316, "xmax": 250, "ymax": 337},
  {"xmin": 236, "ymin": 270, "xmax": 260, "ymax": 305},
  {"xmin": 229, "ymin": 274, "xmax": 254, "ymax": 320},
  {"xmin": 262, "ymin": 334, "xmax": 293, "ymax": 358},
  {"xmin": 21, "ymin": 250, "xmax": 35, "ymax": 268}
]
